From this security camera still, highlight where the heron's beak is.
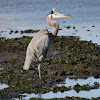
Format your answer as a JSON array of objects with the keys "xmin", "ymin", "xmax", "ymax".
[
  {"xmin": 53, "ymin": 12, "xmax": 71, "ymax": 18},
  {"xmin": 57, "ymin": 14, "xmax": 71, "ymax": 18}
]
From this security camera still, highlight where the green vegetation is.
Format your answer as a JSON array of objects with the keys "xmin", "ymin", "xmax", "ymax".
[
  {"xmin": 73, "ymin": 82, "xmax": 100, "ymax": 92},
  {"xmin": 29, "ymin": 97, "xmax": 100, "ymax": 100},
  {"xmin": 9, "ymin": 29, "xmax": 40, "ymax": 34},
  {"xmin": 0, "ymin": 36, "xmax": 100, "ymax": 99}
]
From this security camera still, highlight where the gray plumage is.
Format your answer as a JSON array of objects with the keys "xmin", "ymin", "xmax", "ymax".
[
  {"xmin": 23, "ymin": 8, "xmax": 71, "ymax": 79},
  {"xmin": 23, "ymin": 29, "xmax": 55, "ymax": 69}
]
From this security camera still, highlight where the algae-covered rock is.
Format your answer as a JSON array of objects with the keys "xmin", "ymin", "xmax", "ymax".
[{"xmin": 0, "ymin": 36, "xmax": 100, "ymax": 99}]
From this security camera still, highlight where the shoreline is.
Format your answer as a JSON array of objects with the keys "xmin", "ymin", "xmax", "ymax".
[{"xmin": 0, "ymin": 25, "xmax": 100, "ymax": 45}]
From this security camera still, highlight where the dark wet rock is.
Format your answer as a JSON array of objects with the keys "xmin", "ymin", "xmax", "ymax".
[
  {"xmin": 9, "ymin": 30, "xmax": 13, "ymax": 34},
  {"xmin": 30, "ymin": 97, "xmax": 89, "ymax": 100},
  {"xmin": 73, "ymin": 33, "xmax": 76, "ymax": 34},
  {"xmin": 65, "ymin": 96, "xmax": 90, "ymax": 100},
  {"xmin": 94, "ymin": 75, "xmax": 100, "ymax": 78},
  {"xmin": 75, "ymin": 30, "xmax": 78, "ymax": 31},
  {"xmin": 21, "ymin": 29, "xmax": 40, "ymax": 34},
  {"xmin": 9, "ymin": 29, "xmax": 40, "ymax": 34},
  {"xmin": 92, "ymin": 25, "xmax": 95, "ymax": 27},
  {"xmin": 87, "ymin": 30, "xmax": 90, "ymax": 31},
  {"xmin": 73, "ymin": 82, "xmax": 100, "ymax": 93},
  {"xmin": 29, "ymin": 97, "xmax": 100, "ymax": 100},
  {"xmin": 93, "ymin": 82, "xmax": 100, "ymax": 89},
  {"xmin": 73, "ymin": 27, "xmax": 76, "ymax": 29},
  {"xmin": 66, "ymin": 26, "xmax": 71, "ymax": 29},
  {"xmin": 55, "ymin": 78, "xmax": 63, "ymax": 83},
  {"xmin": 58, "ymin": 29, "xmax": 62, "ymax": 30},
  {"xmin": 53, "ymin": 85, "xmax": 71, "ymax": 93},
  {"xmin": 14, "ymin": 30, "xmax": 19, "ymax": 33}
]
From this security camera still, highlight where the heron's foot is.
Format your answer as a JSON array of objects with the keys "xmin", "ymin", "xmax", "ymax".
[
  {"xmin": 39, "ymin": 75, "xmax": 42, "ymax": 79},
  {"xmin": 29, "ymin": 65, "xmax": 34, "ymax": 70},
  {"xmin": 29, "ymin": 67, "xmax": 34, "ymax": 70},
  {"xmin": 39, "ymin": 76, "xmax": 46, "ymax": 83}
]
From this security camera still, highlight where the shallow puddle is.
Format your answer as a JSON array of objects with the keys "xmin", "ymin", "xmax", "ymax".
[
  {"xmin": 13, "ymin": 89, "xmax": 100, "ymax": 100},
  {"xmin": 0, "ymin": 68, "xmax": 4, "ymax": 71},
  {"xmin": 0, "ymin": 68, "xmax": 4, "ymax": 74},
  {"xmin": 58, "ymin": 76, "xmax": 100, "ymax": 87},
  {"xmin": 0, "ymin": 82, "xmax": 9, "ymax": 90},
  {"xmin": 13, "ymin": 77, "xmax": 100, "ymax": 99}
]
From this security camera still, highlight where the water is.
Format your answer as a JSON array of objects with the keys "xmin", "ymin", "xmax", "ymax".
[
  {"xmin": 13, "ymin": 77, "xmax": 100, "ymax": 99},
  {"xmin": 15, "ymin": 89, "xmax": 100, "ymax": 99},
  {"xmin": 58, "ymin": 76, "xmax": 100, "ymax": 87},
  {"xmin": 0, "ymin": 82, "xmax": 9, "ymax": 90},
  {"xmin": 0, "ymin": 0, "xmax": 100, "ymax": 44}
]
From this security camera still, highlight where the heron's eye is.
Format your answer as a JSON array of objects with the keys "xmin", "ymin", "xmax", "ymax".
[
  {"xmin": 48, "ymin": 10, "xmax": 54, "ymax": 15},
  {"xmin": 51, "ymin": 11, "xmax": 54, "ymax": 14}
]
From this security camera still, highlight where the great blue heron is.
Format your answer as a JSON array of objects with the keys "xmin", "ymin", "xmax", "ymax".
[{"xmin": 23, "ymin": 8, "xmax": 71, "ymax": 79}]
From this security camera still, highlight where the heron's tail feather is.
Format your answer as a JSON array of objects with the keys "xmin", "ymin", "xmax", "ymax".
[{"xmin": 23, "ymin": 58, "xmax": 32, "ymax": 70}]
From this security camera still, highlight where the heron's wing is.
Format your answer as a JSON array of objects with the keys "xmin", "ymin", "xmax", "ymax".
[{"xmin": 27, "ymin": 29, "xmax": 50, "ymax": 60}]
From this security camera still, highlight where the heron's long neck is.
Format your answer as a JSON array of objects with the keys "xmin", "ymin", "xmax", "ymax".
[{"xmin": 47, "ymin": 15, "xmax": 59, "ymax": 36}]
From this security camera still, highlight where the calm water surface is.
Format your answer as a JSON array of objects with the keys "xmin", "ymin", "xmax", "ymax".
[
  {"xmin": 13, "ymin": 77, "xmax": 100, "ymax": 99},
  {"xmin": 0, "ymin": 0, "xmax": 100, "ymax": 44},
  {"xmin": 0, "ymin": 82, "xmax": 9, "ymax": 90}
]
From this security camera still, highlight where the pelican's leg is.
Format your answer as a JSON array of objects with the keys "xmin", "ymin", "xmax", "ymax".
[{"xmin": 38, "ymin": 64, "xmax": 42, "ymax": 79}]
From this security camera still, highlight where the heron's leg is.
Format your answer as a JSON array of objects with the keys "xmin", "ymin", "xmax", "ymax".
[{"xmin": 38, "ymin": 64, "xmax": 42, "ymax": 79}]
